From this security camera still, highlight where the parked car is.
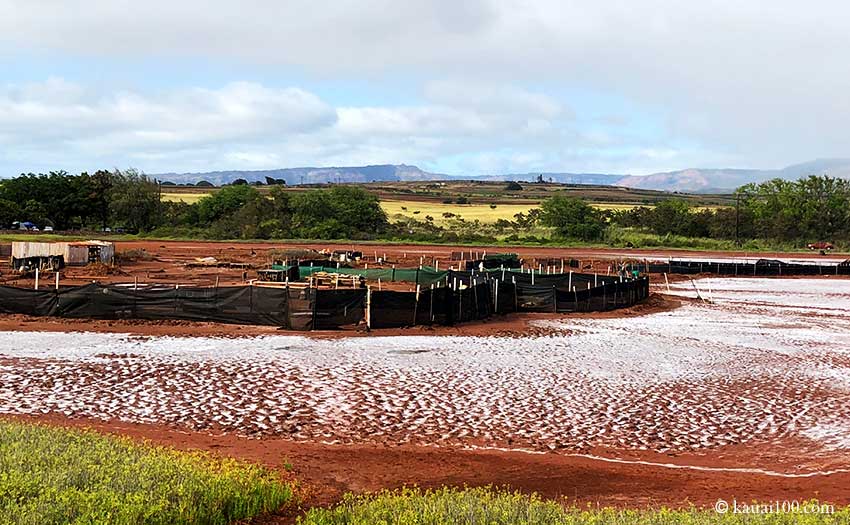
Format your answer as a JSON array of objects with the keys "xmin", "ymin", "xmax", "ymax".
[
  {"xmin": 807, "ymin": 241, "xmax": 834, "ymax": 251},
  {"xmin": 43, "ymin": 226, "xmax": 54, "ymax": 232}
]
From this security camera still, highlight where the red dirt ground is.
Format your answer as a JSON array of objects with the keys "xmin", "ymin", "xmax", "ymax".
[
  {"xmin": 7, "ymin": 413, "xmax": 849, "ymax": 524},
  {"xmin": 2, "ymin": 241, "xmax": 847, "ymax": 521},
  {"xmin": 2, "ymin": 239, "xmax": 842, "ymax": 289}
]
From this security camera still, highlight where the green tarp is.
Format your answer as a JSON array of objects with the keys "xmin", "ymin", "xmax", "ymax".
[{"xmin": 295, "ymin": 265, "xmax": 450, "ymax": 285}]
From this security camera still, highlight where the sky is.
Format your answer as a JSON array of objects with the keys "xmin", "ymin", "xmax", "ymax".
[{"xmin": 1, "ymin": 1, "xmax": 849, "ymax": 177}]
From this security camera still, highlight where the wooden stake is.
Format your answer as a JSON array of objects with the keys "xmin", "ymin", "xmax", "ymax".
[
  {"xmin": 365, "ymin": 286, "xmax": 372, "ymax": 330},
  {"xmin": 413, "ymin": 284, "xmax": 421, "ymax": 324}
]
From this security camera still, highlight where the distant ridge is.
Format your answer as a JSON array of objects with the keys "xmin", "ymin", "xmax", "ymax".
[
  {"xmin": 155, "ymin": 164, "xmax": 446, "ymax": 186},
  {"xmin": 153, "ymin": 158, "xmax": 850, "ymax": 193}
]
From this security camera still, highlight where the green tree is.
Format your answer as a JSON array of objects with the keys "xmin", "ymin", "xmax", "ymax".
[
  {"xmin": 291, "ymin": 186, "xmax": 387, "ymax": 239},
  {"xmin": 540, "ymin": 196, "xmax": 605, "ymax": 240},
  {"xmin": 109, "ymin": 169, "xmax": 162, "ymax": 232},
  {"xmin": 797, "ymin": 175, "xmax": 850, "ymax": 240},
  {"xmin": 648, "ymin": 199, "xmax": 693, "ymax": 236},
  {"xmin": 611, "ymin": 206, "xmax": 652, "ymax": 228},
  {"xmin": 23, "ymin": 199, "xmax": 50, "ymax": 226},
  {"xmin": 0, "ymin": 198, "xmax": 22, "ymax": 228},
  {"xmin": 195, "ymin": 185, "xmax": 260, "ymax": 224},
  {"xmin": 708, "ymin": 206, "xmax": 755, "ymax": 240},
  {"xmin": 84, "ymin": 170, "xmax": 114, "ymax": 229},
  {"xmin": 739, "ymin": 175, "xmax": 850, "ymax": 242}
]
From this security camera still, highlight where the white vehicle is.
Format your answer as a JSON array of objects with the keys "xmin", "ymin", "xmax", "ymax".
[{"xmin": 44, "ymin": 226, "xmax": 54, "ymax": 232}]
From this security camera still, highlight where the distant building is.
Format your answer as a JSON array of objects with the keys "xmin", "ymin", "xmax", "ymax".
[{"xmin": 11, "ymin": 240, "xmax": 115, "ymax": 270}]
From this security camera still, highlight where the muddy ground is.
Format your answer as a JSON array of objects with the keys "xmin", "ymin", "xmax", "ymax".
[
  {"xmin": 1, "ymin": 242, "xmax": 848, "ymax": 521},
  {"xmin": 1, "ymin": 239, "xmax": 844, "ymax": 290}
]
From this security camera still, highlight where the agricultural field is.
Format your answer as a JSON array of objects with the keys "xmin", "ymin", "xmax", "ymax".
[
  {"xmin": 161, "ymin": 193, "xmax": 658, "ymax": 223},
  {"xmin": 381, "ymin": 200, "xmax": 672, "ymax": 225},
  {"xmin": 381, "ymin": 199, "xmax": 537, "ymax": 224},
  {"xmin": 159, "ymin": 180, "xmax": 734, "ymax": 209},
  {"xmin": 161, "ymin": 191, "xmax": 206, "ymax": 203}
]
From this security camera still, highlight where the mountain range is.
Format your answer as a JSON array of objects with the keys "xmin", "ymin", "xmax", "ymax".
[{"xmin": 154, "ymin": 158, "xmax": 850, "ymax": 193}]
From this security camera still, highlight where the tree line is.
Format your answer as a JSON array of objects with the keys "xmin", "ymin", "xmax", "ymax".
[
  {"xmin": 161, "ymin": 184, "xmax": 387, "ymax": 239},
  {"xmin": 2, "ymin": 170, "xmax": 847, "ymax": 246},
  {"xmin": 539, "ymin": 175, "xmax": 850, "ymax": 245},
  {"xmin": 0, "ymin": 170, "xmax": 159, "ymax": 232},
  {"xmin": 0, "ymin": 170, "xmax": 389, "ymax": 240}
]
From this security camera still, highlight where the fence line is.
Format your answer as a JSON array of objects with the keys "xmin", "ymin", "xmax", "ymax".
[
  {"xmin": 638, "ymin": 259, "xmax": 850, "ymax": 276},
  {"xmin": 0, "ymin": 271, "xmax": 650, "ymax": 330}
]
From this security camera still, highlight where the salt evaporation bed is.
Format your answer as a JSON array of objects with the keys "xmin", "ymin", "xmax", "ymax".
[{"xmin": 1, "ymin": 278, "xmax": 849, "ymax": 468}]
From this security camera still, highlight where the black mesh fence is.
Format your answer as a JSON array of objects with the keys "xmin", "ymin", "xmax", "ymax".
[
  {"xmin": 367, "ymin": 272, "xmax": 649, "ymax": 327},
  {"xmin": 0, "ymin": 283, "xmax": 367, "ymax": 329},
  {"xmin": 314, "ymin": 289, "xmax": 366, "ymax": 329},
  {"xmin": 369, "ymin": 281, "xmax": 491, "ymax": 328},
  {"xmin": 640, "ymin": 259, "xmax": 850, "ymax": 276},
  {"xmin": 0, "ymin": 270, "xmax": 650, "ymax": 329}
]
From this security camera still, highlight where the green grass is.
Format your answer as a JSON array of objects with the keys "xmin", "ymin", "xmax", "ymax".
[
  {"xmin": 0, "ymin": 420, "xmax": 292, "ymax": 525},
  {"xmin": 299, "ymin": 487, "xmax": 846, "ymax": 525}
]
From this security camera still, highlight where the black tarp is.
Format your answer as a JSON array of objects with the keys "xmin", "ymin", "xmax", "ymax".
[
  {"xmin": 0, "ymin": 271, "xmax": 650, "ymax": 329},
  {"xmin": 368, "ymin": 270, "xmax": 647, "ymax": 328},
  {"xmin": 0, "ymin": 283, "xmax": 368, "ymax": 329},
  {"xmin": 314, "ymin": 289, "xmax": 366, "ymax": 329},
  {"xmin": 369, "ymin": 281, "xmax": 491, "ymax": 328},
  {"xmin": 55, "ymin": 284, "xmax": 290, "ymax": 326},
  {"xmin": 641, "ymin": 259, "xmax": 850, "ymax": 276}
]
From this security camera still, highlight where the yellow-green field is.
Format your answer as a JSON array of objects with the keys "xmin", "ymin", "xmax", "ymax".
[
  {"xmin": 162, "ymin": 192, "xmax": 208, "ymax": 203},
  {"xmin": 381, "ymin": 200, "xmax": 537, "ymax": 224},
  {"xmin": 381, "ymin": 200, "xmax": 660, "ymax": 224},
  {"xmin": 160, "ymin": 192, "xmax": 723, "ymax": 221}
]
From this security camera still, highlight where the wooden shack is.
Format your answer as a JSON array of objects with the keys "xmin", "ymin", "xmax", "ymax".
[{"xmin": 11, "ymin": 240, "xmax": 115, "ymax": 269}]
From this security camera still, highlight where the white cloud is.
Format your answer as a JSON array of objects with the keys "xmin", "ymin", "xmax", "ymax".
[
  {"xmin": 0, "ymin": 79, "xmax": 339, "ymax": 172},
  {"xmin": 0, "ymin": 78, "xmax": 582, "ymax": 174},
  {"xmin": 3, "ymin": 1, "xmax": 850, "ymax": 172}
]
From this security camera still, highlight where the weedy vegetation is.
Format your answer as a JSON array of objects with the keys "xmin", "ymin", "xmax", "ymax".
[
  {"xmin": 0, "ymin": 420, "xmax": 292, "ymax": 525},
  {"xmin": 299, "ymin": 486, "xmax": 847, "ymax": 525}
]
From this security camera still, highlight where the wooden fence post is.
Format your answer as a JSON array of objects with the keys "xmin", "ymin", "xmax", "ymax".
[
  {"xmin": 365, "ymin": 286, "xmax": 371, "ymax": 330},
  {"xmin": 413, "ymin": 284, "xmax": 421, "ymax": 325}
]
